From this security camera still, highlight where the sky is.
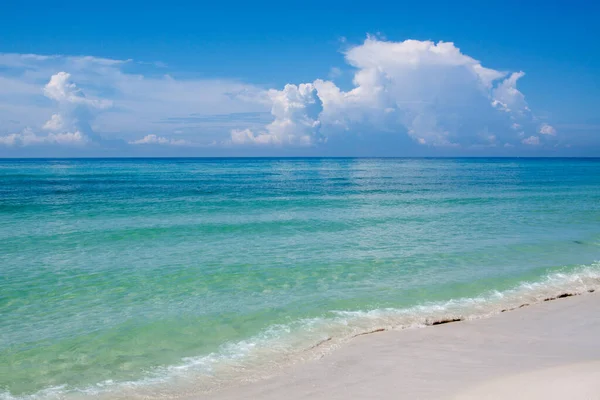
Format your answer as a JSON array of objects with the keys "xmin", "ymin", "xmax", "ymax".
[{"xmin": 1, "ymin": 0, "xmax": 599, "ymax": 157}]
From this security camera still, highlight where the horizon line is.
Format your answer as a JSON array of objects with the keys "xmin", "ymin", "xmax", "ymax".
[{"xmin": 1, "ymin": 156, "xmax": 600, "ymax": 160}]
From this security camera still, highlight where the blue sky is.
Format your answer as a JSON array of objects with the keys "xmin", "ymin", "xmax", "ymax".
[{"xmin": 1, "ymin": 0, "xmax": 599, "ymax": 157}]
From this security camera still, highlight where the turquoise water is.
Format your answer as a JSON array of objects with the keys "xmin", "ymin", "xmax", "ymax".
[{"xmin": 1, "ymin": 158, "xmax": 600, "ymax": 399}]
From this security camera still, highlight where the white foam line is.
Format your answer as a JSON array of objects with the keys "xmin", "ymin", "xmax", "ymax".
[{"xmin": 3, "ymin": 262, "xmax": 599, "ymax": 400}]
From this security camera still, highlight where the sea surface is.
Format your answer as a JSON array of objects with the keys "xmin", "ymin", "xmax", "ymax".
[{"xmin": 1, "ymin": 158, "xmax": 600, "ymax": 399}]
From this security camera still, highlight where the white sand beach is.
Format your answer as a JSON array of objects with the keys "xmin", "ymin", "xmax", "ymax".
[{"xmin": 205, "ymin": 292, "xmax": 600, "ymax": 400}]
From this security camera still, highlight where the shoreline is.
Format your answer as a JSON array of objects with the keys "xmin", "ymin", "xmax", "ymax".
[
  {"xmin": 6, "ymin": 283, "xmax": 599, "ymax": 399},
  {"xmin": 201, "ymin": 291, "xmax": 600, "ymax": 400}
]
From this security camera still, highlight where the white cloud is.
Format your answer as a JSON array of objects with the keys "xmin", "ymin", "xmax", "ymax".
[
  {"xmin": 0, "ymin": 128, "xmax": 87, "ymax": 147},
  {"xmin": 491, "ymin": 72, "xmax": 529, "ymax": 114},
  {"xmin": 48, "ymin": 131, "xmax": 88, "ymax": 145},
  {"xmin": 42, "ymin": 114, "xmax": 65, "ymax": 131},
  {"xmin": 522, "ymin": 135, "xmax": 540, "ymax": 145},
  {"xmin": 227, "ymin": 83, "xmax": 323, "ymax": 146},
  {"xmin": 539, "ymin": 123, "xmax": 557, "ymax": 135},
  {"xmin": 40, "ymin": 72, "xmax": 111, "ymax": 144},
  {"xmin": 43, "ymin": 72, "xmax": 111, "ymax": 109},
  {"xmin": 0, "ymin": 129, "xmax": 37, "ymax": 146},
  {"xmin": 129, "ymin": 134, "xmax": 188, "ymax": 146},
  {"xmin": 229, "ymin": 128, "xmax": 276, "ymax": 145},
  {"xmin": 232, "ymin": 37, "xmax": 548, "ymax": 149}
]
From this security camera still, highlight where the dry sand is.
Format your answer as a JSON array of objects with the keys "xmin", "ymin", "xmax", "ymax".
[{"xmin": 203, "ymin": 293, "xmax": 600, "ymax": 399}]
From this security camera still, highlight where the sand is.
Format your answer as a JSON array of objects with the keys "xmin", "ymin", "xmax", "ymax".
[{"xmin": 203, "ymin": 293, "xmax": 600, "ymax": 399}]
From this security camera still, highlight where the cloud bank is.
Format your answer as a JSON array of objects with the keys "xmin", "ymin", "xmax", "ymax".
[{"xmin": 0, "ymin": 38, "xmax": 566, "ymax": 155}]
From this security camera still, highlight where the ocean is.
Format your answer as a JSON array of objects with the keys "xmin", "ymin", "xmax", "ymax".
[{"xmin": 1, "ymin": 158, "xmax": 600, "ymax": 399}]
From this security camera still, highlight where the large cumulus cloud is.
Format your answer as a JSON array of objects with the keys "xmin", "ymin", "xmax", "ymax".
[{"xmin": 230, "ymin": 37, "xmax": 556, "ymax": 149}]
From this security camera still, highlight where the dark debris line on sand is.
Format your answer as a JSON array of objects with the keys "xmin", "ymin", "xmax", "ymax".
[
  {"xmin": 352, "ymin": 328, "xmax": 387, "ymax": 338},
  {"xmin": 311, "ymin": 291, "xmax": 598, "ymax": 350},
  {"xmin": 307, "ymin": 337, "xmax": 333, "ymax": 351},
  {"xmin": 500, "ymin": 290, "xmax": 596, "ymax": 312},
  {"xmin": 429, "ymin": 318, "xmax": 464, "ymax": 326}
]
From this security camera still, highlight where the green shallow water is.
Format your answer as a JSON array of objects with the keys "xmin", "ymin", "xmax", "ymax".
[{"xmin": 1, "ymin": 158, "xmax": 600, "ymax": 398}]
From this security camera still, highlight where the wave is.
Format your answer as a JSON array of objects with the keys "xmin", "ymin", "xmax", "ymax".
[{"xmin": 2, "ymin": 262, "xmax": 600, "ymax": 400}]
